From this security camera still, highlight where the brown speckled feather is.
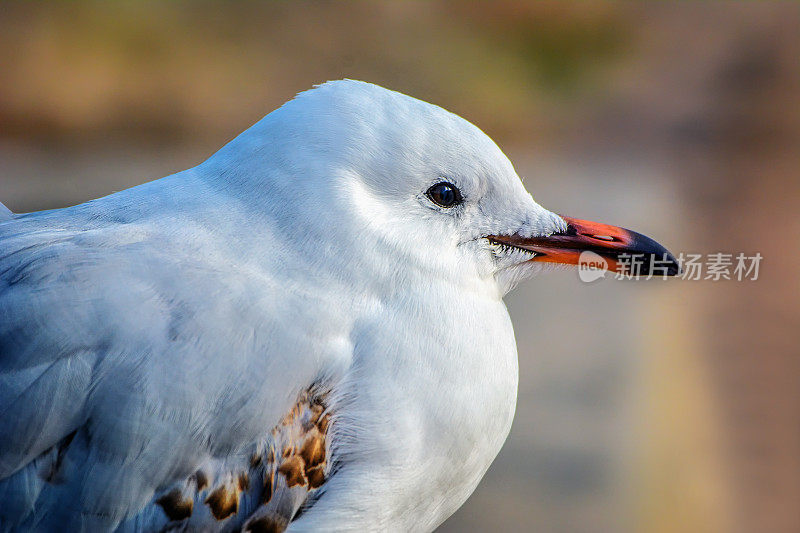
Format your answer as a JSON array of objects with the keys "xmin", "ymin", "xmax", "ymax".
[{"xmin": 143, "ymin": 389, "xmax": 333, "ymax": 532}]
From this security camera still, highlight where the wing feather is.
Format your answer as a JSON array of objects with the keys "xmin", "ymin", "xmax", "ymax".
[{"xmin": 0, "ymin": 204, "xmax": 343, "ymax": 530}]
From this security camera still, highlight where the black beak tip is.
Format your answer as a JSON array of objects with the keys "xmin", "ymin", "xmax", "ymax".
[
  {"xmin": 650, "ymin": 242, "xmax": 681, "ymax": 277},
  {"xmin": 629, "ymin": 230, "xmax": 681, "ymax": 277}
]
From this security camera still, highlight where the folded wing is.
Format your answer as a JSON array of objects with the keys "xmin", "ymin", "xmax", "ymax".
[{"xmin": 0, "ymin": 207, "xmax": 340, "ymax": 531}]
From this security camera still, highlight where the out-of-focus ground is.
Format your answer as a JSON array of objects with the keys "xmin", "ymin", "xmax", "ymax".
[{"xmin": 1, "ymin": 3, "xmax": 798, "ymax": 532}]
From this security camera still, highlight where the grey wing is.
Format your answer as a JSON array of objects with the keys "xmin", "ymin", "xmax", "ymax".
[{"xmin": 0, "ymin": 212, "xmax": 337, "ymax": 531}]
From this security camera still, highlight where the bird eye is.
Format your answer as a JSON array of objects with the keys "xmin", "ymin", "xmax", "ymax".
[{"xmin": 426, "ymin": 182, "xmax": 462, "ymax": 208}]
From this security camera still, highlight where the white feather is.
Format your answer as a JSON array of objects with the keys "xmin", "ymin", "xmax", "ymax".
[{"xmin": 0, "ymin": 80, "xmax": 566, "ymax": 531}]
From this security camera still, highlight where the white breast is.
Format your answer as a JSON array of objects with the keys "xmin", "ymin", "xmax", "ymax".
[{"xmin": 291, "ymin": 280, "xmax": 519, "ymax": 532}]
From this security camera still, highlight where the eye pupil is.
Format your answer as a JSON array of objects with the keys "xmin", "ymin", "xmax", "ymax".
[{"xmin": 426, "ymin": 182, "xmax": 462, "ymax": 208}]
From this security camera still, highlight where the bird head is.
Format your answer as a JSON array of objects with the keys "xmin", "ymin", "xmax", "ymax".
[{"xmin": 205, "ymin": 80, "xmax": 678, "ymax": 295}]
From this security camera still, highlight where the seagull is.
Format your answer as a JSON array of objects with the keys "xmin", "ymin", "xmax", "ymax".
[{"xmin": 0, "ymin": 80, "xmax": 678, "ymax": 532}]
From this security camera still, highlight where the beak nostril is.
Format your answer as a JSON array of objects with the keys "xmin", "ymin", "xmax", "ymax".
[{"xmin": 581, "ymin": 233, "xmax": 616, "ymax": 242}]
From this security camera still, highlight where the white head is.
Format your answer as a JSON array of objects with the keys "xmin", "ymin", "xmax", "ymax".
[{"xmin": 203, "ymin": 80, "xmax": 677, "ymax": 296}]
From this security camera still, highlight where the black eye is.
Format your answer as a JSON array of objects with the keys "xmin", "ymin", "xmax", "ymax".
[{"xmin": 426, "ymin": 181, "xmax": 462, "ymax": 208}]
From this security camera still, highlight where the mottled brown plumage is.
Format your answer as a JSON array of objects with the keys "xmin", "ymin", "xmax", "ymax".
[
  {"xmin": 204, "ymin": 484, "xmax": 240, "ymax": 521},
  {"xmin": 306, "ymin": 464, "xmax": 326, "ymax": 489},
  {"xmin": 299, "ymin": 431, "xmax": 325, "ymax": 469},
  {"xmin": 278, "ymin": 456, "xmax": 307, "ymax": 488},
  {"xmin": 262, "ymin": 470, "xmax": 275, "ymax": 504},
  {"xmin": 317, "ymin": 413, "xmax": 331, "ymax": 434},
  {"xmin": 147, "ymin": 388, "xmax": 332, "ymax": 529},
  {"xmin": 194, "ymin": 470, "xmax": 209, "ymax": 492},
  {"xmin": 155, "ymin": 489, "xmax": 193, "ymax": 521}
]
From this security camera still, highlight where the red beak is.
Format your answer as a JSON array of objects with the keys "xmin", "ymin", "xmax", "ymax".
[{"xmin": 488, "ymin": 215, "xmax": 680, "ymax": 277}]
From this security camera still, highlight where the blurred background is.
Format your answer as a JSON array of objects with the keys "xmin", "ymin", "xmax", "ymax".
[{"xmin": 1, "ymin": 2, "xmax": 798, "ymax": 532}]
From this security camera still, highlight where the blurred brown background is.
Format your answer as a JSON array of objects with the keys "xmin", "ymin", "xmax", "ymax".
[{"xmin": 1, "ymin": 2, "xmax": 798, "ymax": 532}]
